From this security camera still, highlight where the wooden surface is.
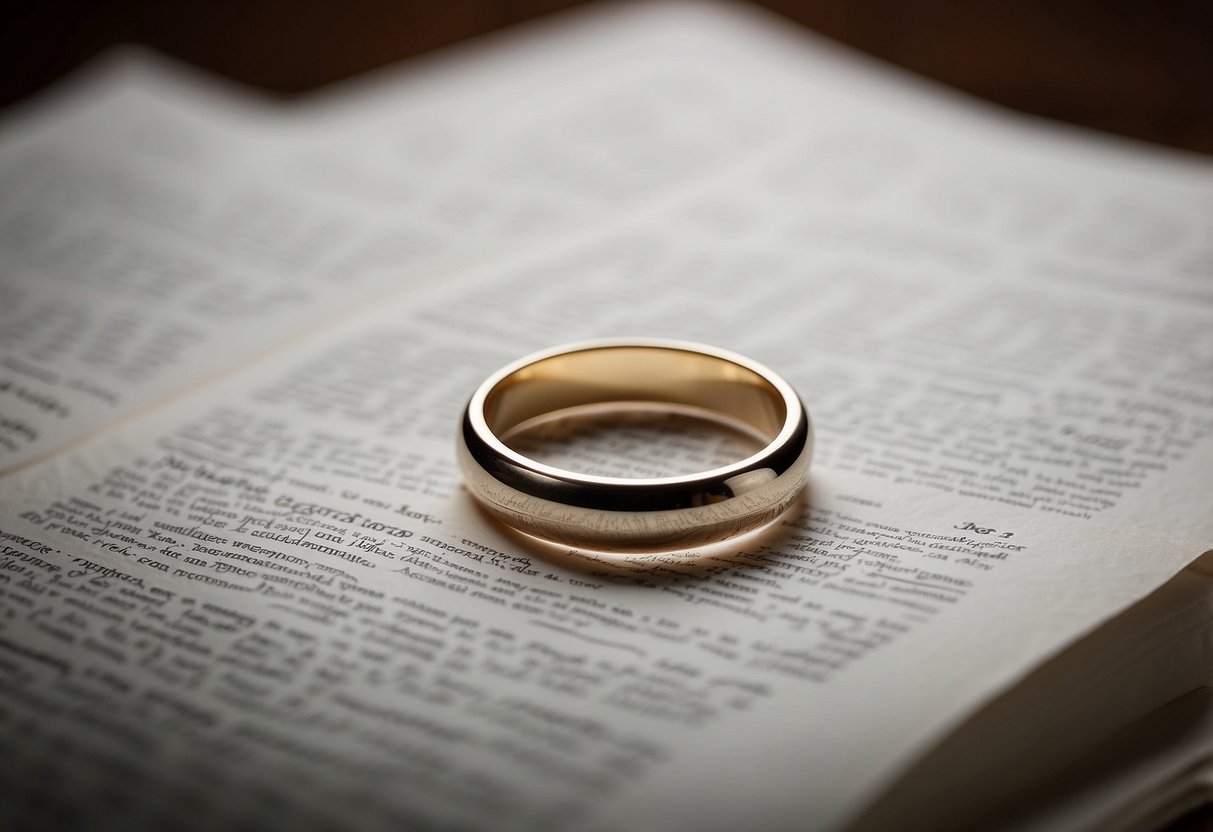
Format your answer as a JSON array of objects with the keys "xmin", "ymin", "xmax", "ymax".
[{"xmin": 2, "ymin": 1, "xmax": 1211, "ymax": 830}]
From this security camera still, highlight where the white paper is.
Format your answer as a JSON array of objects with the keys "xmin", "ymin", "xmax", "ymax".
[
  {"xmin": 0, "ymin": 3, "xmax": 1210, "ymax": 832},
  {"xmin": 0, "ymin": 3, "xmax": 825, "ymax": 471}
]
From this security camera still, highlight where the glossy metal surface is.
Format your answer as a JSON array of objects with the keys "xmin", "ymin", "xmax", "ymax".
[{"xmin": 458, "ymin": 339, "xmax": 812, "ymax": 552}]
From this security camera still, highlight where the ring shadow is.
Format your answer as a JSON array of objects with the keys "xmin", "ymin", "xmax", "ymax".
[{"xmin": 463, "ymin": 485, "xmax": 813, "ymax": 584}]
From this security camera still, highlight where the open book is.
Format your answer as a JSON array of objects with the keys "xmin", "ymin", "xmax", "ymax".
[{"xmin": 0, "ymin": 3, "xmax": 1209, "ymax": 830}]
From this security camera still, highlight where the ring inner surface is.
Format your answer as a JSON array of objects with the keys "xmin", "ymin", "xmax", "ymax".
[{"xmin": 483, "ymin": 346, "xmax": 786, "ymax": 450}]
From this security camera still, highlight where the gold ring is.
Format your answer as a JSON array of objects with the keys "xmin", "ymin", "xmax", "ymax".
[{"xmin": 457, "ymin": 339, "xmax": 812, "ymax": 552}]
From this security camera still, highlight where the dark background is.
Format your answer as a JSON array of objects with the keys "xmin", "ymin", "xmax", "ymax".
[
  {"xmin": 4, "ymin": 0, "xmax": 1213, "ymax": 156},
  {"xmin": 2, "ymin": 1, "xmax": 1211, "ymax": 830}
]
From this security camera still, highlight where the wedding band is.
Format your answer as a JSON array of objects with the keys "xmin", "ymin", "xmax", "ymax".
[{"xmin": 457, "ymin": 339, "xmax": 812, "ymax": 552}]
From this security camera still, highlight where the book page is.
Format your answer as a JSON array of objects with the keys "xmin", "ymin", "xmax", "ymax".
[
  {"xmin": 3, "ymin": 90, "xmax": 1211, "ymax": 832},
  {"xmin": 994, "ymin": 689, "xmax": 1213, "ymax": 832},
  {"xmin": 846, "ymin": 561, "xmax": 1213, "ymax": 831},
  {"xmin": 7, "ymin": 0, "xmax": 1207, "ymax": 475},
  {"xmin": 0, "ymin": 4, "xmax": 825, "ymax": 473},
  {"xmin": 2, "ymin": 3, "xmax": 1211, "ymax": 831},
  {"xmin": 0, "ymin": 65, "xmax": 297, "ymax": 471}
]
